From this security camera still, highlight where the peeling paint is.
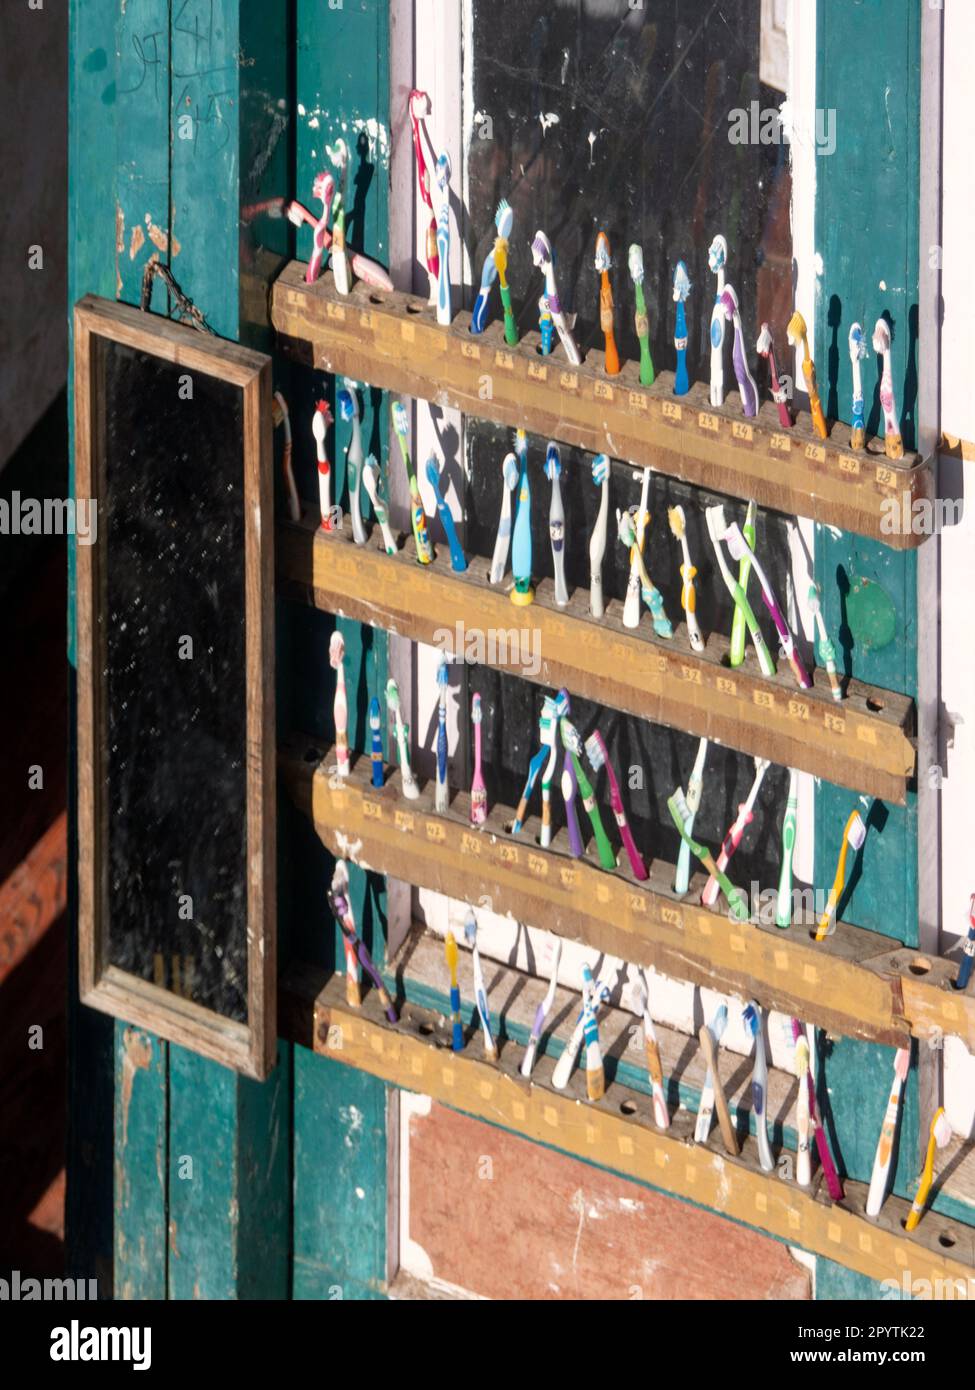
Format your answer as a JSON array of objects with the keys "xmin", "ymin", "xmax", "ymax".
[{"xmin": 129, "ymin": 225, "xmax": 145, "ymax": 260}]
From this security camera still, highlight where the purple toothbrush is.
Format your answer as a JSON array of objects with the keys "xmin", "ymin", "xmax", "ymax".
[{"xmin": 555, "ymin": 689, "xmax": 584, "ymax": 857}]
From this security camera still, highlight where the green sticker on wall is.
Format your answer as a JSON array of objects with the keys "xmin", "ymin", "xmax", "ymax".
[{"xmin": 845, "ymin": 576, "xmax": 897, "ymax": 651}]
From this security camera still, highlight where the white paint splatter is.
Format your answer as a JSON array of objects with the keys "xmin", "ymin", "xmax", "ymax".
[
  {"xmin": 297, "ymin": 103, "xmax": 307, "ymax": 116},
  {"xmin": 813, "ymin": 252, "xmax": 825, "ymax": 277},
  {"xmin": 879, "ymin": 278, "xmax": 888, "ymax": 291},
  {"xmin": 539, "ymin": 112, "xmax": 560, "ymax": 136},
  {"xmin": 355, "ymin": 1186, "xmax": 365, "ymax": 1200},
  {"xmin": 560, "ymin": 49, "xmax": 570, "ymax": 84},
  {"xmin": 308, "ymin": 117, "xmax": 320, "ymax": 130},
  {"xmin": 588, "ymin": 131, "xmax": 598, "ymax": 166}
]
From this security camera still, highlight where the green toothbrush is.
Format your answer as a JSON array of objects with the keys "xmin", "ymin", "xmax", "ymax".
[
  {"xmin": 775, "ymin": 768, "xmax": 799, "ymax": 928},
  {"xmin": 561, "ymin": 718, "xmax": 616, "ymax": 871},
  {"xmin": 705, "ymin": 504, "xmax": 776, "ymax": 677},
  {"xmin": 667, "ymin": 790, "xmax": 749, "ymax": 921},
  {"xmin": 730, "ymin": 500, "xmax": 757, "ymax": 667},
  {"xmin": 627, "ymin": 244, "xmax": 655, "ymax": 385}
]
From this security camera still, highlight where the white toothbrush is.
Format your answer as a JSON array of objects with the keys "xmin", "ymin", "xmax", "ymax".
[
  {"xmin": 701, "ymin": 756, "xmax": 769, "ymax": 907},
  {"xmin": 866, "ymin": 1047, "xmax": 911, "ymax": 1217},
  {"xmin": 385, "ymin": 678, "xmax": 419, "ymax": 800},
  {"xmin": 539, "ymin": 698, "xmax": 559, "ymax": 849},
  {"xmin": 531, "ymin": 230, "xmax": 582, "ymax": 365},
  {"xmin": 489, "ymin": 452, "xmax": 519, "ymax": 584},
  {"xmin": 694, "ymin": 1003, "xmax": 728, "ymax": 1143},
  {"xmin": 580, "ymin": 964, "xmax": 605, "ymax": 1101},
  {"xmin": 521, "ymin": 938, "xmax": 562, "ymax": 1079},
  {"xmin": 362, "ymin": 454, "xmax": 397, "ymax": 555},
  {"xmin": 617, "ymin": 509, "xmax": 673, "ymax": 638},
  {"xmin": 743, "ymin": 1001, "xmax": 775, "ymax": 1172},
  {"xmin": 622, "ymin": 466, "xmax": 650, "ymax": 629},
  {"xmin": 674, "ymin": 737, "xmax": 708, "ymax": 896},
  {"xmin": 435, "ymin": 151, "xmax": 452, "ymax": 326},
  {"xmin": 848, "ymin": 323, "xmax": 867, "ymax": 449},
  {"xmin": 312, "ymin": 400, "xmax": 334, "ymax": 532},
  {"xmin": 545, "ymin": 442, "xmax": 568, "ymax": 606},
  {"xmin": 636, "ymin": 971, "xmax": 670, "ymax": 1128},
  {"xmin": 795, "ymin": 1034, "xmax": 812, "ymax": 1187},
  {"xmin": 589, "ymin": 454, "xmax": 610, "ymax": 618},
  {"xmin": 551, "ymin": 973, "xmax": 612, "ymax": 1090},
  {"xmin": 872, "ymin": 317, "xmax": 903, "ymax": 459},
  {"xmin": 708, "ymin": 234, "xmax": 728, "ymax": 407},
  {"xmin": 337, "ymin": 380, "xmax": 366, "ymax": 544},
  {"xmin": 464, "ymin": 909, "xmax": 497, "ymax": 1061}
]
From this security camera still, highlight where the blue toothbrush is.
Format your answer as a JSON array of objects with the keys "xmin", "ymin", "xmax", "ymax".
[
  {"xmin": 425, "ymin": 455, "xmax": 467, "ymax": 572},
  {"xmin": 368, "ymin": 696, "xmax": 384, "ymax": 788},
  {"xmin": 435, "ymin": 655, "xmax": 449, "ymax": 814},
  {"xmin": 510, "ymin": 429, "xmax": 533, "ymax": 606},
  {"xmin": 956, "ymin": 895, "xmax": 975, "ymax": 992},
  {"xmin": 435, "ymin": 152, "xmax": 451, "ymax": 325},
  {"xmin": 673, "ymin": 260, "xmax": 691, "ymax": 396}
]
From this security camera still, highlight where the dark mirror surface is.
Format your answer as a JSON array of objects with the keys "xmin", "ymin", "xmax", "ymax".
[{"xmin": 99, "ymin": 338, "xmax": 248, "ymax": 1022}]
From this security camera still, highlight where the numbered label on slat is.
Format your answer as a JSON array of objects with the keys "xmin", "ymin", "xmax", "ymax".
[
  {"xmin": 661, "ymin": 400, "xmax": 681, "ymax": 422},
  {"xmin": 732, "ymin": 421, "xmax": 753, "ymax": 442},
  {"xmin": 770, "ymin": 433, "xmax": 791, "ymax": 454},
  {"xmin": 461, "ymin": 341, "xmax": 480, "ymax": 360},
  {"xmin": 594, "ymin": 381, "xmax": 614, "ymax": 401},
  {"xmin": 805, "ymin": 443, "xmax": 826, "ymax": 463},
  {"xmin": 698, "ymin": 412, "xmax": 720, "ymax": 433},
  {"xmin": 395, "ymin": 810, "xmax": 415, "ymax": 832},
  {"xmin": 839, "ymin": 455, "xmax": 861, "ymax": 475},
  {"xmin": 425, "ymin": 821, "xmax": 446, "ymax": 842},
  {"xmin": 560, "ymin": 372, "xmax": 579, "ymax": 391},
  {"xmin": 528, "ymin": 361, "xmax": 547, "ymax": 382},
  {"xmin": 630, "ymin": 391, "xmax": 649, "ymax": 411},
  {"xmin": 716, "ymin": 675, "xmax": 737, "ymax": 697}
]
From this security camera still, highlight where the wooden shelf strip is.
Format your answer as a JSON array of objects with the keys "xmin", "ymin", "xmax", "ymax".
[
  {"xmin": 279, "ymin": 964, "xmax": 975, "ymax": 1291},
  {"xmin": 271, "ymin": 261, "xmax": 933, "ymax": 550},
  {"xmin": 279, "ymin": 740, "xmax": 975, "ymax": 1051},
  {"xmin": 278, "ymin": 511, "xmax": 916, "ymax": 804}
]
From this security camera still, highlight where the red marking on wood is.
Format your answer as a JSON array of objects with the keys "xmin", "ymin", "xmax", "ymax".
[{"xmin": 0, "ymin": 811, "xmax": 67, "ymax": 984}]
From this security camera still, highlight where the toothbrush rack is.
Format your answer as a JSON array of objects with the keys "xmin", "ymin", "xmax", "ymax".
[
  {"xmin": 279, "ymin": 958, "xmax": 975, "ymax": 1291},
  {"xmin": 277, "ymin": 509, "xmax": 916, "ymax": 804},
  {"xmin": 271, "ymin": 262, "xmax": 934, "ymax": 549},
  {"xmin": 279, "ymin": 740, "xmax": 975, "ymax": 1054}
]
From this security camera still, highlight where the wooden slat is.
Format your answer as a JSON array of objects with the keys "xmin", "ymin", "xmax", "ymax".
[
  {"xmin": 280, "ymin": 741, "xmax": 975, "ymax": 1051},
  {"xmin": 279, "ymin": 967, "xmax": 975, "ymax": 1292},
  {"xmin": 278, "ymin": 509, "xmax": 916, "ymax": 804},
  {"xmin": 271, "ymin": 261, "xmax": 934, "ymax": 549}
]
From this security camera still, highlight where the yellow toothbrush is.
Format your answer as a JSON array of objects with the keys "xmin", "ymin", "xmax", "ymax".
[{"xmin": 815, "ymin": 811, "xmax": 866, "ymax": 941}]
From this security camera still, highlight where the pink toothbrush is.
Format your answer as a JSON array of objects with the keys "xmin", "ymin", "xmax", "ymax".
[
  {"xmin": 408, "ymin": 89, "xmax": 439, "ymax": 299},
  {"xmin": 791, "ymin": 1018, "xmax": 844, "ymax": 1200},
  {"xmin": 470, "ymin": 693, "xmax": 487, "ymax": 826},
  {"xmin": 584, "ymin": 730, "xmax": 647, "ymax": 880},
  {"xmin": 287, "ymin": 190, "xmax": 394, "ymax": 291},
  {"xmin": 303, "ymin": 172, "xmax": 334, "ymax": 284},
  {"xmin": 756, "ymin": 323, "xmax": 794, "ymax": 428},
  {"xmin": 701, "ymin": 757, "xmax": 769, "ymax": 907},
  {"xmin": 329, "ymin": 631, "xmax": 349, "ymax": 779}
]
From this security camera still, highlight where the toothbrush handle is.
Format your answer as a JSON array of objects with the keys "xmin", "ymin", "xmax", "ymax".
[
  {"xmin": 589, "ymin": 570, "xmax": 604, "ymax": 620},
  {"xmin": 437, "ymin": 499, "xmax": 468, "ymax": 572},
  {"xmin": 955, "ymin": 933, "xmax": 975, "ymax": 991},
  {"xmin": 436, "ymin": 215, "xmax": 450, "ymax": 325},
  {"xmin": 730, "ymin": 553, "xmax": 753, "ymax": 668},
  {"xmin": 674, "ymin": 829, "xmax": 693, "ymax": 897},
  {"xmin": 449, "ymin": 984, "xmax": 463, "ymax": 1051},
  {"xmin": 776, "ymin": 802, "xmax": 797, "ymax": 928},
  {"xmin": 563, "ymin": 764, "xmax": 585, "ymax": 859},
  {"xmin": 409, "ymin": 482, "xmax": 433, "ymax": 563},
  {"xmin": 616, "ymin": 818, "xmax": 647, "ymax": 881},
  {"xmin": 644, "ymin": 1036, "xmax": 670, "ymax": 1128},
  {"xmin": 577, "ymin": 767, "xmax": 616, "ymax": 871},
  {"xmin": 634, "ymin": 288, "xmax": 655, "ymax": 386},
  {"xmin": 499, "ymin": 282, "xmax": 518, "ymax": 346},
  {"xmin": 803, "ymin": 361, "xmax": 828, "ymax": 439},
  {"xmin": 471, "ymin": 284, "xmax": 491, "ymax": 335},
  {"xmin": 702, "ymin": 814, "xmax": 749, "ymax": 906},
  {"xmin": 489, "ymin": 503, "xmax": 512, "ymax": 584}
]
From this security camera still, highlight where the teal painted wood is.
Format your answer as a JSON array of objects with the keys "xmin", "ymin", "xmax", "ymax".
[
  {"xmin": 113, "ymin": 1024, "xmax": 167, "ymax": 1299},
  {"xmin": 815, "ymin": 1257, "xmax": 909, "ymax": 1301},
  {"xmin": 812, "ymin": 0, "xmax": 921, "ymax": 1227},
  {"xmin": 292, "ymin": 1045, "xmax": 388, "ymax": 1299}
]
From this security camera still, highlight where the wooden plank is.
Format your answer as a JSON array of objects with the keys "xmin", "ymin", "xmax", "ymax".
[
  {"xmin": 279, "ymin": 509, "xmax": 916, "ymax": 804},
  {"xmin": 271, "ymin": 262, "xmax": 934, "ymax": 550},
  {"xmin": 280, "ymin": 742, "xmax": 975, "ymax": 1052},
  {"xmin": 0, "ymin": 812, "xmax": 67, "ymax": 985},
  {"xmin": 280, "ymin": 969, "xmax": 975, "ymax": 1292},
  {"xmin": 113, "ymin": 1024, "xmax": 167, "ymax": 1300}
]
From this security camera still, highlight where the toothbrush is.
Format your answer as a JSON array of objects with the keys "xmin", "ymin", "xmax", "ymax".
[
  {"xmin": 701, "ymin": 756, "xmax": 769, "ymax": 907},
  {"xmin": 705, "ymin": 505, "xmax": 776, "ymax": 677},
  {"xmin": 580, "ymin": 964, "xmax": 606, "ymax": 1101},
  {"xmin": 538, "ymin": 295, "xmax": 554, "ymax": 355},
  {"xmin": 329, "ymin": 860, "xmax": 360, "ymax": 1007},
  {"xmin": 627, "ymin": 244, "xmax": 655, "ymax": 386},
  {"xmin": 673, "ymin": 260, "xmax": 692, "ymax": 396},
  {"xmin": 539, "ymin": 697, "xmax": 559, "ymax": 848},
  {"xmin": 407, "ymin": 89, "xmax": 439, "ymax": 299},
  {"xmin": 667, "ymin": 790, "xmax": 749, "ymax": 921},
  {"xmin": 304, "ymin": 171, "xmax": 335, "ymax": 284},
  {"xmin": 621, "ymin": 466, "xmax": 650, "ymax": 630},
  {"xmin": 743, "ymin": 1002, "xmax": 774, "ymax": 1172},
  {"xmin": 470, "ymin": 234, "xmax": 498, "ymax": 335},
  {"xmin": 434, "ymin": 151, "xmax": 452, "ymax": 325},
  {"xmin": 808, "ymin": 583, "xmax": 842, "ymax": 701},
  {"xmin": 791, "ymin": 1018, "xmax": 844, "ymax": 1201},
  {"xmin": 329, "ymin": 631, "xmax": 349, "ymax": 779},
  {"xmin": 444, "ymin": 928, "xmax": 463, "ymax": 1051},
  {"xmin": 521, "ymin": 938, "xmax": 562, "ymax": 1079},
  {"xmin": 729, "ymin": 499, "xmax": 756, "ymax": 670},
  {"xmin": 435, "ymin": 655, "xmax": 449, "ymax": 814},
  {"xmin": 584, "ymin": 730, "xmax": 647, "ymax": 880},
  {"xmin": 561, "ymin": 718, "xmax": 616, "ymax": 871},
  {"xmin": 693, "ymin": 1003, "xmax": 729, "ymax": 1143},
  {"xmin": 955, "ymin": 892, "xmax": 975, "ymax": 992},
  {"xmin": 872, "ymin": 317, "xmax": 903, "ymax": 459},
  {"xmin": 756, "ymin": 323, "xmax": 794, "ymax": 429},
  {"xmin": 556, "ymin": 689, "xmax": 585, "ymax": 859},
  {"xmin": 636, "ymin": 970, "xmax": 670, "ymax": 1129},
  {"xmin": 795, "ymin": 1035, "xmax": 812, "ymax": 1186},
  {"xmin": 707, "ymin": 234, "xmax": 729, "ymax": 407},
  {"xmin": 337, "ymin": 382, "xmax": 366, "ymax": 544},
  {"xmin": 425, "ymin": 455, "xmax": 467, "ymax": 572},
  {"xmin": 512, "ymin": 700, "xmax": 553, "ymax": 835},
  {"xmin": 698, "ymin": 1021, "xmax": 739, "ymax": 1156},
  {"xmin": 866, "ymin": 1047, "xmax": 911, "ymax": 1217},
  {"xmin": 391, "ymin": 400, "xmax": 433, "ymax": 564},
  {"xmin": 545, "ymin": 443, "xmax": 568, "ymax": 606},
  {"xmin": 288, "ymin": 190, "xmax": 393, "ymax": 291},
  {"xmin": 775, "ymin": 768, "xmax": 799, "ymax": 928},
  {"xmin": 674, "ymin": 737, "xmax": 708, "ymax": 896},
  {"xmin": 848, "ymin": 323, "xmax": 867, "ymax": 449},
  {"xmin": 594, "ymin": 231, "xmax": 620, "ymax": 375},
  {"xmin": 329, "ymin": 865, "xmax": 398, "ymax": 1024},
  {"xmin": 617, "ymin": 510, "xmax": 673, "ymax": 638},
  {"xmin": 720, "ymin": 287, "xmax": 758, "ymax": 416},
  {"xmin": 551, "ymin": 974, "xmax": 613, "ymax": 1091},
  {"xmin": 786, "ymin": 310, "xmax": 828, "ymax": 440},
  {"xmin": 330, "ymin": 192, "xmax": 351, "ymax": 297},
  {"xmin": 492, "ymin": 200, "xmax": 518, "ymax": 346},
  {"xmin": 589, "ymin": 454, "xmax": 610, "ymax": 619},
  {"xmin": 313, "ymin": 400, "xmax": 335, "ymax": 532},
  {"xmin": 386, "ymin": 678, "xmax": 419, "ymax": 800},
  {"xmin": 724, "ymin": 522, "xmax": 811, "ymax": 688},
  {"xmin": 510, "ymin": 429, "xmax": 533, "ymax": 607},
  {"xmin": 489, "ymin": 451, "xmax": 519, "ymax": 585},
  {"xmin": 815, "ymin": 810, "xmax": 867, "ymax": 940},
  {"xmin": 369, "ymin": 695, "xmax": 384, "ymax": 787},
  {"xmin": 470, "ymin": 693, "xmax": 487, "ymax": 826},
  {"xmin": 904, "ymin": 1108, "xmax": 953, "ymax": 1232},
  {"xmin": 667, "ymin": 505, "xmax": 705, "ymax": 652},
  {"xmin": 362, "ymin": 455, "xmax": 397, "ymax": 556},
  {"xmin": 464, "ymin": 909, "xmax": 497, "ymax": 1062},
  {"xmin": 272, "ymin": 390, "xmax": 299, "ymax": 522},
  {"xmin": 531, "ymin": 230, "xmax": 582, "ymax": 365}
]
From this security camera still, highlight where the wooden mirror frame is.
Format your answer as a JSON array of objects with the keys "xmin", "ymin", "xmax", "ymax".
[{"xmin": 73, "ymin": 295, "xmax": 276, "ymax": 1079}]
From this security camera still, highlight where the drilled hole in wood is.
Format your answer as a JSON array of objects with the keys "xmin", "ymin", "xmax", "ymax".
[
  {"xmin": 368, "ymin": 294, "xmax": 385, "ymax": 305},
  {"xmin": 908, "ymin": 957, "xmax": 932, "ymax": 975},
  {"xmin": 416, "ymin": 1021, "xmax": 436, "ymax": 1036},
  {"xmin": 304, "ymin": 746, "xmax": 322, "ymax": 763},
  {"xmin": 866, "ymin": 697, "xmax": 885, "ymax": 712},
  {"xmin": 938, "ymin": 1231, "xmax": 957, "ymax": 1249},
  {"xmin": 405, "ymin": 302, "xmax": 423, "ymax": 315},
  {"xmin": 620, "ymin": 1098, "xmax": 638, "ymax": 1116}
]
